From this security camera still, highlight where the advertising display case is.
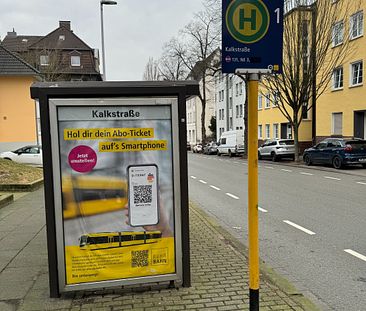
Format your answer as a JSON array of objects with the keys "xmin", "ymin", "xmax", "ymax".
[{"xmin": 31, "ymin": 81, "xmax": 199, "ymax": 297}]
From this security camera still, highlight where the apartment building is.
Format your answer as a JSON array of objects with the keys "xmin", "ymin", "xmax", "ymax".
[
  {"xmin": 316, "ymin": 1, "xmax": 365, "ymax": 141},
  {"xmin": 215, "ymin": 71, "xmax": 246, "ymax": 139}
]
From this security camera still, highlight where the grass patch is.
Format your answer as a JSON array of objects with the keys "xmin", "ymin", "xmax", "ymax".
[{"xmin": 0, "ymin": 159, "xmax": 43, "ymax": 184}]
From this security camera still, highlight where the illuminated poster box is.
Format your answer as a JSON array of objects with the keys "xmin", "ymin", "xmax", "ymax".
[{"xmin": 31, "ymin": 81, "xmax": 199, "ymax": 297}]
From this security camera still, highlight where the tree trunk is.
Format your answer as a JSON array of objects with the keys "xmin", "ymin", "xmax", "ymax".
[
  {"xmin": 293, "ymin": 121, "xmax": 300, "ymax": 162},
  {"xmin": 201, "ymin": 76, "xmax": 207, "ymax": 144}
]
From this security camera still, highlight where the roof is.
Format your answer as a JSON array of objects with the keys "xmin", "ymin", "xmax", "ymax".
[
  {"xmin": 0, "ymin": 45, "xmax": 41, "ymax": 76},
  {"xmin": 1, "ymin": 35, "xmax": 43, "ymax": 52}
]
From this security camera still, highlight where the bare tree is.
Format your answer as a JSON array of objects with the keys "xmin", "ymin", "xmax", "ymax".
[
  {"xmin": 142, "ymin": 57, "xmax": 161, "ymax": 81},
  {"xmin": 166, "ymin": 4, "xmax": 220, "ymax": 143},
  {"xmin": 261, "ymin": 0, "xmax": 358, "ymax": 161}
]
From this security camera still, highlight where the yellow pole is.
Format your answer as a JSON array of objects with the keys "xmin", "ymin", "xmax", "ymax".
[{"xmin": 247, "ymin": 73, "xmax": 259, "ymax": 311}]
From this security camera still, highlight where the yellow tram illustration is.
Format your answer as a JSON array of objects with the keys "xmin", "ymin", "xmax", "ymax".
[
  {"xmin": 79, "ymin": 231, "xmax": 162, "ymax": 250},
  {"xmin": 62, "ymin": 175, "xmax": 128, "ymax": 219}
]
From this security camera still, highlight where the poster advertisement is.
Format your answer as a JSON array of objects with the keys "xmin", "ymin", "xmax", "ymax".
[{"xmin": 57, "ymin": 103, "xmax": 176, "ymax": 285}]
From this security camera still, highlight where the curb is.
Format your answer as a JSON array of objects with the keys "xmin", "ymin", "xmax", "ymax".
[
  {"xmin": 190, "ymin": 202, "xmax": 322, "ymax": 311},
  {"xmin": 0, "ymin": 178, "xmax": 44, "ymax": 192},
  {"xmin": 0, "ymin": 194, "xmax": 14, "ymax": 209}
]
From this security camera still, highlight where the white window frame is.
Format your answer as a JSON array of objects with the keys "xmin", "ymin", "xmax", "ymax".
[
  {"xmin": 333, "ymin": 66, "xmax": 343, "ymax": 90},
  {"xmin": 40, "ymin": 55, "xmax": 49, "ymax": 66},
  {"xmin": 258, "ymin": 125, "xmax": 263, "ymax": 139},
  {"xmin": 265, "ymin": 93, "xmax": 271, "ymax": 109},
  {"xmin": 350, "ymin": 61, "xmax": 363, "ymax": 86},
  {"xmin": 71, "ymin": 55, "xmax": 81, "ymax": 67},
  {"xmin": 265, "ymin": 124, "xmax": 270, "ymax": 139},
  {"xmin": 332, "ymin": 21, "xmax": 344, "ymax": 47},
  {"xmin": 350, "ymin": 11, "xmax": 363, "ymax": 40},
  {"xmin": 273, "ymin": 124, "xmax": 279, "ymax": 139},
  {"xmin": 258, "ymin": 94, "xmax": 263, "ymax": 110}
]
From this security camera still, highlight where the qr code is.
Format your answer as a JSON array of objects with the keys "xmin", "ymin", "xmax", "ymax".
[
  {"xmin": 131, "ymin": 250, "xmax": 149, "ymax": 267},
  {"xmin": 133, "ymin": 185, "xmax": 152, "ymax": 204}
]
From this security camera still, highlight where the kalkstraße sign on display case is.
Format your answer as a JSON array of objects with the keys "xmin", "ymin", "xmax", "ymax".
[{"xmin": 222, "ymin": 0, "xmax": 284, "ymax": 74}]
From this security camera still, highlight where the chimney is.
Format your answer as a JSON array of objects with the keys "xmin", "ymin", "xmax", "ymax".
[
  {"xmin": 7, "ymin": 28, "xmax": 17, "ymax": 38},
  {"xmin": 59, "ymin": 21, "xmax": 71, "ymax": 31}
]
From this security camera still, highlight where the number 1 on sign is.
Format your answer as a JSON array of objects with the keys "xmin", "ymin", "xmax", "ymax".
[{"xmin": 275, "ymin": 8, "xmax": 280, "ymax": 23}]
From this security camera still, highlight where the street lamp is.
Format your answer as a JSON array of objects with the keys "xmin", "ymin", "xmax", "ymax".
[{"xmin": 100, "ymin": 0, "xmax": 117, "ymax": 80}]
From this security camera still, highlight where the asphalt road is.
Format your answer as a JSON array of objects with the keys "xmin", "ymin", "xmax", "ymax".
[{"xmin": 188, "ymin": 152, "xmax": 366, "ymax": 311}]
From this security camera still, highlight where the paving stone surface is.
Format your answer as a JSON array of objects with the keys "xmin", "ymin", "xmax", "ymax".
[{"xmin": 0, "ymin": 190, "xmax": 317, "ymax": 310}]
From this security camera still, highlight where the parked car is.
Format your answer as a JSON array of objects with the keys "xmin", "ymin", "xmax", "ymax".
[
  {"xmin": 303, "ymin": 138, "xmax": 366, "ymax": 169},
  {"xmin": 203, "ymin": 142, "xmax": 218, "ymax": 155},
  {"xmin": 0, "ymin": 145, "xmax": 43, "ymax": 166},
  {"xmin": 187, "ymin": 142, "xmax": 191, "ymax": 151},
  {"xmin": 258, "ymin": 139, "xmax": 295, "ymax": 161},
  {"xmin": 192, "ymin": 144, "xmax": 203, "ymax": 153},
  {"xmin": 217, "ymin": 130, "xmax": 244, "ymax": 157}
]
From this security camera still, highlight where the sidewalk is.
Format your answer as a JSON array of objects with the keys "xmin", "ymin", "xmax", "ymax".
[{"xmin": 0, "ymin": 189, "xmax": 319, "ymax": 311}]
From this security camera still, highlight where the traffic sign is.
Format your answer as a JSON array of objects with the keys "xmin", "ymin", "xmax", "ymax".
[{"xmin": 222, "ymin": 0, "xmax": 284, "ymax": 74}]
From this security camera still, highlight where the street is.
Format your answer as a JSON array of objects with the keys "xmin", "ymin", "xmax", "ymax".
[{"xmin": 188, "ymin": 152, "xmax": 366, "ymax": 311}]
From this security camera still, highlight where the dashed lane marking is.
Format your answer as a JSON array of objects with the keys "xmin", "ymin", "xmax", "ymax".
[
  {"xmin": 199, "ymin": 180, "xmax": 207, "ymax": 184},
  {"xmin": 324, "ymin": 176, "xmax": 341, "ymax": 181},
  {"xmin": 210, "ymin": 185, "xmax": 221, "ymax": 191},
  {"xmin": 265, "ymin": 166, "xmax": 274, "ymax": 169},
  {"xmin": 344, "ymin": 249, "xmax": 366, "ymax": 262},
  {"xmin": 190, "ymin": 176, "xmax": 197, "ymax": 179},
  {"xmin": 283, "ymin": 220, "xmax": 316, "ymax": 235},
  {"xmin": 281, "ymin": 169, "xmax": 292, "ymax": 172},
  {"xmin": 258, "ymin": 207, "xmax": 268, "ymax": 213},
  {"xmin": 226, "ymin": 193, "xmax": 239, "ymax": 200},
  {"xmin": 300, "ymin": 172, "xmax": 314, "ymax": 176},
  {"xmin": 356, "ymin": 182, "xmax": 366, "ymax": 185}
]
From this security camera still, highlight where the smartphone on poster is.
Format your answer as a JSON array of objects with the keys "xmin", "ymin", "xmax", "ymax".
[{"xmin": 127, "ymin": 164, "xmax": 159, "ymax": 227}]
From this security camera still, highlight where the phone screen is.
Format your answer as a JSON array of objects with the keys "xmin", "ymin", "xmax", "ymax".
[{"xmin": 128, "ymin": 164, "xmax": 159, "ymax": 227}]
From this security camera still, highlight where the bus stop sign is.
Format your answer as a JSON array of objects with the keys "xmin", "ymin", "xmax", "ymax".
[{"xmin": 222, "ymin": 0, "xmax": 284, "ymax": 74}]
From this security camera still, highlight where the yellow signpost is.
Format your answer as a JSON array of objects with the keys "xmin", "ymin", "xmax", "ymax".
[{"xmin": 222, "ymin": 0, "xmax": 284, "ymax": 310}]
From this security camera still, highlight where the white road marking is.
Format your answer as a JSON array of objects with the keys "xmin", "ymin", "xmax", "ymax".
[
  {"xmin": 300, "ymin": 172, "xmax": 314, "ymax": 176},
  {"xmin": 243, "ymin": 163, "xmax": 248, "ymax": 166},
  {"xmin": 226, "ymin": 193, "xmax": 239, "ymax": 200},
  {"xmin": 199, "ymin": 180, "xmax": 207, "ymax": 184},
  {"xmin": 283, "ymin": 220, "xmax": 316, "ymax": 235},
  {"xmin": 265, "ymin": 166, "xmax": 274, "ymax": 169},
  {"xmin": 190, "ymin": 176, "xmax": 197, "ymax": 179},
  {"xmin": 344, "ymin": 249, "xmax": 366, "ymax": 262},
  {"xmin": 356, "ymin": 182, "xmax": 366, "ymax": 185},
  {"xmin": 258, "ymin": 207, "xmax": 268, "ymax": 213},
  {"xmin": 324, "ymin": 176, "xmax": 341, "ymax": 181},
  {"xmin": 210, "ymin": 185, "xmax": 221, "ymax": 191},
  {"xmin": 281, "ymin": 169, "xmax": 292, "ymax": 172}
]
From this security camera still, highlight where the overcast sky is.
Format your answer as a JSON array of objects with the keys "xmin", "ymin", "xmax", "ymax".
[{"xmin": 0, "ymin": 0, "xmax": 205, "ymax": 81}]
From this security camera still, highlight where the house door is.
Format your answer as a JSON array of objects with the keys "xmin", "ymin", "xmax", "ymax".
[{"xmin": 354, "ymin": 111, "xmax": 365, "ymax": 139}]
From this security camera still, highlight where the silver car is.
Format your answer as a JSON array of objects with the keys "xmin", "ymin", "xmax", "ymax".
[{"xmin": 258, "ymin": 139, "xmax": 295, "ymax": 161}]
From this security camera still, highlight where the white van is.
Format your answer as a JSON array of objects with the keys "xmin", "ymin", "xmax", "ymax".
[{"xmin": 217, "ymin": 130, "xmax": 245, "ymax": 157}]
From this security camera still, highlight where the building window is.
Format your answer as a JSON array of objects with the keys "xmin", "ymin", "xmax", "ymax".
[
  {"xmin": 71, "ymin": 55, "xmax": 81, "ymax": 67},
  {"xmin": 302, "ymin": 102, "xmax": 309, "ymax": 120},
  {"xmin": 240, "ymin": 104, "xmax": 243, "ymax": 117},
  {"xmin": 273, "ymin": 124, "xmax": 279, "ymax": 139},
  {"xmin": 350, "ymin": 61, "xmax": 363, "ymax": 86},
  {"xmin": 333, "ymin": 67, "xmax": 343, "ymax": 89},
  {"xmin": 239, "ymin": 82, "xmax": 243, "ymax": 95},
  {"xmin": 235, "ymin": 83, "xmax": 239, "ymax": 96},
  {"xmin": 258, "ymin": 94, "xmax": 262, "ymax": 110},
  {"xmin": 59, "ymin": 35, "xmax": 65, "ymax": 41},
  {"xmin": 273, "ymin": 91, "xmax": 279, "ymax": 107},
  {"xmin": 350, "ymin": 11, "xmax": 363, "ymax": 39},
  {"xmin": 236, "ymin": 105, "xmax": 239, "ymax": 118},
  {"xmin": 265, "ymin": 124, "xmax": 270, "ymax": 139},
  {"xmin": 229, "ymin": 76, "xmax": 233, "ymax": 88},
  {"xmin": 265, "ymin": 93, "xmax": 271, "ymax": 108},
  {"xmin": 332, "ymin": 112, "xmax": 343, "ymax": 135},
  {"xmin": 40, "ymin": 55, "xmax": 49, "ymax": 66},
  {"xmin": 222, "ymin": 109, "xmax": 225, "ymax": 120},
  {"xmin": 258, "ymin": 125, "xmax": 263, "ymax": 138},
  {"xmin": 229, "ymin": 97, "xmax": 233, "ymax": 109},
  {"xmin": 229, "ymin": 117, "xmax": 233, "ymax": 130},
  {"xmin": 332, "ymin": 21, "xmax": 344, "ymax": 47}
]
